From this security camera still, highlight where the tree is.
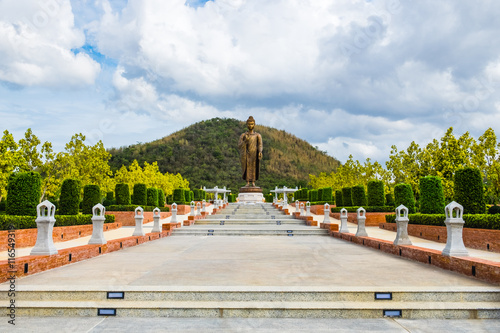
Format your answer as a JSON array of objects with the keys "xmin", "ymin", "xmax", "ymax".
[{"xmin": 0, "ymin": 130, "xmax": 23, "ymax": 201}]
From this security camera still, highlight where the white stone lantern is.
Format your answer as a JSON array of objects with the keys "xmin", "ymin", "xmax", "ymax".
[
  {"xmin": 323, "ymin": 203, "xmax": 331, "ymax": 224},
  {"xmin": 355, "ymin": 207, "xmax": 368, "ymax": 237},
  {"xmin": 196, "ymin": 202, "xmax": 201, "ymax": 216},
  {"xmin": 339, "ymin": 208, "xmax": 349, "ymax": 233},
  {"xmin": 300, "ymin": 202, "xmax": 305, "ymax": 216},
  {"xmin": 30, "ymin": 200, "xmax": 58, "ymax": 255},
  {"xmin": 132, "ymin": 206, "xmax": 145, "ymax": 236},
  {"xmin": 393, "ymin": 205, "xmax": 411, "ymax": 245},
  {"xmin": 202, "ymin": 200, "xmax": 206, "ymax": 213},
  {"xmin": 151, "ymin": 207, "xmax": 161, "ymax": 233},
  {"xmin": 190, "ymin": 201, "xmax": 195, "ymax": 216},
  {"xmin": 171, "ymin": 203, "xmax": 178, "ymax": 224},
  {"xmin": 442, "ymin": 201, "xmax": 468, "ymax": 257},
  {"xmin": 295, "ymin": 200, "xmax": 300, "ymax": 213},
  {"xmin": 306, "ymin": 201, "xmax": 311, "ymax": 216},
  {"xmin": 89, "ymin": 203, "xmax": 107, "ymax": 244}
]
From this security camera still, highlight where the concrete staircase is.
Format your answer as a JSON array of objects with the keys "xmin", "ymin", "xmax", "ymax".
[
  {"xmin": 172, "ymin": 203, "xmax": 329, "ymax": 236},
  {"xmin": 4, "ymin": 286, "xmax": 499, "ymax": 318}
]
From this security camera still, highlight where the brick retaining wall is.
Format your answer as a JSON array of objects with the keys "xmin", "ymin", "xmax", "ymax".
[
  {"xmin": 331, "ymin": 212, "xmax": 390, "ymax": 226},
  {"xmin": 0, "ymin": 222, "xmax": 122, "ymax": 251},
  {"xmin": 106, "ymin": 211, "xmax": 171, "ymax": 226},
  {"xmin": 379, "ymin": 222, "xmax": 500, "ymax": 253},
  {"xmin": 332, "ymin": 231, "xmax": 500, "ymax": 285}
]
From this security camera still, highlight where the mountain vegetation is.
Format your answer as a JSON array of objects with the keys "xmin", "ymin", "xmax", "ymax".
[{"xmin": 107, "ymin": 118, "xmax": 341, "ymax": 192}]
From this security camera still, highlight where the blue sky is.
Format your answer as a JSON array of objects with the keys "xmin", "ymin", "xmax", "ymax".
[{"xmin": 1, "ymin": 0, "xmax": 500, "ymax": 164}]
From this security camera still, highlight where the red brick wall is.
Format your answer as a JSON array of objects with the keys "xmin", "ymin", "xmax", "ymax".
[
  {"xmin": 0, "ymin": 231, "xmax": 170, "ymax": 283},
  {"xmin": 379, "ymin": 222, "xmax": 500, "ymax": 253},
  {"xmin": 106, "ymin": 211, "xmax": 171, "ymax": 226},
  {"xmin": 331, "ymin": 231, "xmax": 500, "ymax": 285},
  {"xmin": 0, "ymin": 222, "xmax": 122, "ymax": 251},
  {"xmin": 331, "ymin": 212, "xmax": 391, "ymax": 226}
]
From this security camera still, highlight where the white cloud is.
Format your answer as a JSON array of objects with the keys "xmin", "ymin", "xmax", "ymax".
[{"xmin": 0, "ymin": 0, "xmax": 100, "ymax": 87}]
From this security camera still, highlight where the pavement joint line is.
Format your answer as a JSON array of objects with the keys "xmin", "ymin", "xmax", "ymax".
[
  {"xmin": 392, "ymin": 318, "xmax": 412, "ymax": 332},
  {"xmin": 85, "ymin": 316, "xmax": 107, "ymax": 333}
]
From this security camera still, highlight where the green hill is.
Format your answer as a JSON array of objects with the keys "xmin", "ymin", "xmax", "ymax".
[{"xmin": 108, "ymin": 118, "xmax": 340, "ymax": 193}]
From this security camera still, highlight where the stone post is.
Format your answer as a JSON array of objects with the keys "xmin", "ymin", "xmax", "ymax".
[
  {"xmin": 300, "ymin": 202, "xmax": 305, "ymax": 216},
  {"xmin": 196, "ymin": 202, "xmax": 201, "ymax": 216},
  {"xmin": 295, "ymin": 200, "xmax": 299, "ymax": 213},
  {"xmin": 283, "ymin": 188, "xmax": 288, "ymax": 208},
  {"xmin": 190, "ymin": 201, "xmax": 195, "ymax": 216},
  {"xmin": 305, "ymin": 201, "xmax": 311, "ymax": 216},
  {"xmin": 30, "ymin": 200, "xmax": 58, "ymax": 255},
  {"xmin": 339, "ymin": 208, "xmax": 349, "ymax": 233},
  {"xmin": 394, "ymin": 205, "xmax": 411, "ymax": 245},
  {"xmin": 151, "ymin": 207, "xmax": 161, "ymax": 233},
  {"xmin": 89, "ymin": 203, "xmax": 107, "ymax": 244},
  {"xmin": 171, "ymin": 203, "xmax": 178, "ymax": 224},
  {"xmin": 355, "ymin": 207, "xmax": 368, "ymax": 237},
  {"xmin": 323, "ymin": 203, "xmax": 331, "ymax": 224},
  {"xmin": 442, "ymin": 201, "xmax": 469, "ymax": 257},
  {"xmin": 202, "ymin": 200, "xmax": 206, "ymax": 213},
  {"xmin": 133, "ymin": 206, "xmax": 145, "ymax": 236}
]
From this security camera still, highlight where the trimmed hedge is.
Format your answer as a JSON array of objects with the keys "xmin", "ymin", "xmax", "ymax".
[
  {"xmin": 454, "ymin": 167, "xmax": 486, "ymax": 214},
  {"xmin": 351, "ymin": 185, "xmax": 367, "ymax": 207},
  {"xmin": 265, "ymin": 193, "xmax": 274, "ymax": 203},
  {"xmin": 115, "ymin": 183, "xmax": 130, "ymax": 205},
  {"xmin": 132, "ymin": 183, "xmax": 147, "ymax": 206},
  {"xmin": 59, "ymin": 179, "xmax": 81, "ymax": 215},
  {"xmin": 158, "ymin": 189, "xmax": 165, "ymax": 207},
  {"xmin": 193, "ymin": 189, "xmax": 206, "ymax": 201},
  {"xmin": 6, "ymin": 172, "xmax": 41, "ymax": 216},
  {"xmin": 384, "ymin": 213, "xmax": 500, "ymax": 230},
  {"xmin": 106, "ymin": 205, "xmax": 169, "ymax": 212},
  {"xmin": 309, "ymin": 189, "xmax": 319, "ymax": 202},
  {"xmin": 385, "ymin": 193, "xmax": 395, "ymax": 206},
  {"xmin": 342, "ymin": 187, "xmax": 353, "ymax": 207},
  {"xmin": 185, "ymin": 190, "xmax": 194, "ymax": 203},
  {"xmin": 82, "ymin": 185, "xmax": 101, "ymax": 215},
  {"xmin": 332, "ymin": 206, "xmax": 395, "ymax": 213},
  {"xmin": 419, "ymin": 176, "xmax": 445, "ymax": 214},
  {"xmin": 173, "ymin": 188, "xmax": 185, "ymax": 203},
  {"xmin": 0, "ymin": 214, "xmax": 115, "ymax": 231},
  {"xmin": 321, "ymin": 187, "xmax": 333, "ymax": 202},
  {"xmin": 147, "ymin": 188, "xmax": 159, "ymax": 207},
  {"xmin": 367, "ymin": 180, "xmax": 385, "ymax": 206},
  {"xmin": 103, "ymin": 191, "xmax": 115, "ymax": 207},
  {"xmin": 295, "ymin": 188, "xmax": 309, "ymax": 201},
  {"xmin": 228, "ymin": 193, "xmax": 237, "ymax": 203},
  {"xmin": 394, "ymin": 183, "xmax": 415, "ymax": 214},
  {"xmin": 335, "ymin": 190, "xmax": 343, "ymax": 207}
]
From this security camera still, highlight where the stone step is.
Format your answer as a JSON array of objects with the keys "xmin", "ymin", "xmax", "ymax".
[
  {"xmin": 209, "ymin": 214, "xmax": 294, "ymax": 219},
  {"xmin": 171, "ymin": 229, "xmax": 328, "ymax": 236},
  {"xmin": 195, "ymin": 219, "xmax": 304, "ymax": 225}
]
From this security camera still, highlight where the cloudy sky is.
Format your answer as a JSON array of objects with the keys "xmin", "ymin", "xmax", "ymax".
[{"xmin": 1, "ymin": 0, "xmax": 500, "ymax": 164}]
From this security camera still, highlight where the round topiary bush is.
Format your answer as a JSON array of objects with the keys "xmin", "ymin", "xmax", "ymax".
[
  {"xmin": 59, "ymin": 179, "xmax": 81, "ymax": 215},
  {"xmin": 335, "ymin": 190, "xmax": 343, "ymax": 207},
  {"xmin": 454, "ymin": 167, "xmax": 485, "ymax": 214},
  {"xmin": 115, "ymin": 183, "xmax": 130, "ymax": 205},
  {"xmin": 342, "ymin": 187, "xmax": 353, "ymax": 207},
  {"xmin": 6, "ymin": 172, "xmax": 42, "ymax": 216},
  {"xmin": 147, "ymin": 188, "xmax": 159, "ymax": 207},
  {"xmin": 82, "ymin": 184, "xmax": 101, "ymax": 214},
  {"xmin": 394, "ymin": 183, "xmax": 415, "ymax": 213},
  {"xmin": 367, "ymin": 180, "xmax": 385, "ymax": 206},
  {"xmin": 419, "ymin": 176, "xmax": 445, "ymax": 214},
  {"xmin": 351, "ymin": 184, "xmax": 367, "ymax": 206},
  {"xmin": 158, "ymin": 189, "xmax": 165, "ymax": 207},
  {"xmin": 132, "ymin": 183, "xmax": 147, "ymax": 206}
]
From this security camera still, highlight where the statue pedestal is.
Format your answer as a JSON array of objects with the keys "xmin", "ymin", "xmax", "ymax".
[{"xmin": 238, "ymin": 186, "xmax": 264, "ymax": 203}]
